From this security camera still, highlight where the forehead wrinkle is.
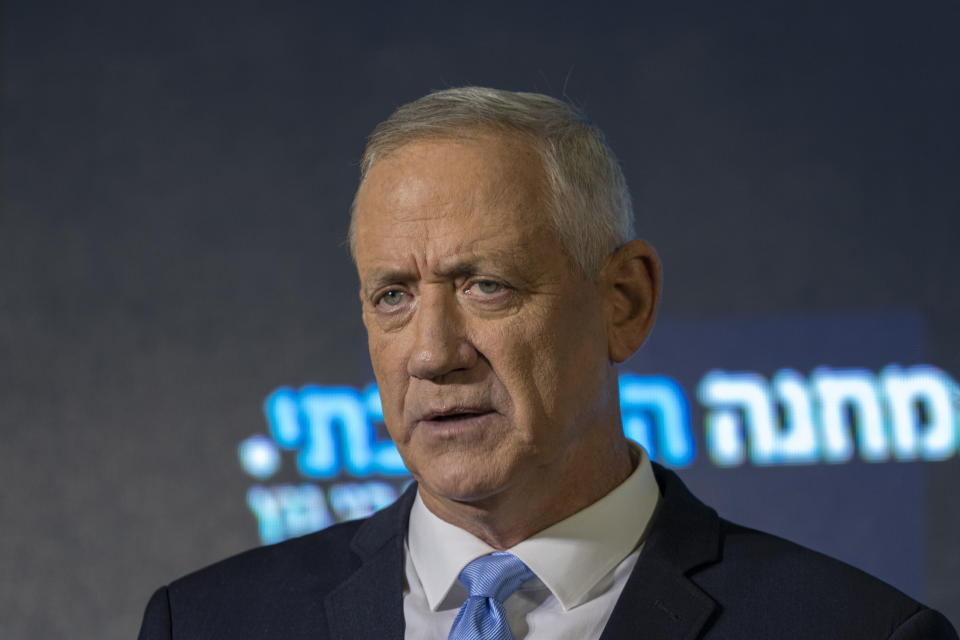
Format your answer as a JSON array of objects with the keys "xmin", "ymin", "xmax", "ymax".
[
  {"xmin": 360, "ymin": 239, "xmax": 533, "ymax": 299},
  {"xmin": 387, "ymin": 164, "xmax": 482, "ymax": 221},
  {"xmin": 358, "ymin": 239, "xmax": 475, "ymax": 298},
  {"xmin": 384, "ymin": 158, "xmax": 536, "ymax": 233},
  {"xmin": 355, "ymin": 136, "xmax": 560, "ymax": 297},
  {"xmin": 360, "ymin": 259, "xmax": 420, "ymax": 300}
]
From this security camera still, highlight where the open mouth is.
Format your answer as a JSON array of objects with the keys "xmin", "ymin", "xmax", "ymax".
[
  {"xmin": 424, "ymin": 409, "xmax": 493, "ymax": 422},
  {"xmin": 432, "ymin": 412, "xmax": 486, "ymax": 421}
]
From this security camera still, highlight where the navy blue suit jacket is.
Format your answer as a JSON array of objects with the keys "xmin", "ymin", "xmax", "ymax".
[{"xmin": 138, "ymin": 465, "xmax": 957, "ymax": 639}]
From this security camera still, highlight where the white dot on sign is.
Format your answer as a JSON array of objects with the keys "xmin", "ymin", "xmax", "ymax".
[{"xmin": 239, "ymin": 435, "xmax": 281, "ymax": 479}]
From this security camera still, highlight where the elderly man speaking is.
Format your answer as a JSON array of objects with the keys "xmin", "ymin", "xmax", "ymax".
[{"xmin": 138, "ymin": 88, "xmax": 957, "ymax": 639}]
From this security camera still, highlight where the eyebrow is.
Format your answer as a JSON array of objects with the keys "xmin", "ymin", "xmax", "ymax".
[
  {"xmin": 361, "ymin": 269, "xmax": 417, "ymax": 300},
  {"xmin": 360, "ymin": 251, "xmax": 522, "ymax": 299}
]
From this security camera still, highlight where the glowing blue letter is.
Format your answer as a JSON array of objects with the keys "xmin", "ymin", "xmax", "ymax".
[
  {"xmin": 328, "ymin": 481, "xmax": 399, "ymax": 521},
  {"xmin": 297, "ymin": 386, "xmax": 373, "ymax": 477},
  {"xmin": 699, "ymin": 371, "xmax": 777, "ymax": 466},
  {"xmin": 264, "ymin": 387, "xmax": 303, "ymax": 449},
  {"xmin": 881, "ymin": 365, "xmax": 958, "ymax": 461},
  {"xmin": 619, "ymin": 374, "xmax": 694, "ymax": 466},
  {"xmin": 811, "ymin": 368, "xmax": 888, "ymax": 463},
  {"xmin": 770, "ymin": 369, "xmax": 819, "ymax": 464}
]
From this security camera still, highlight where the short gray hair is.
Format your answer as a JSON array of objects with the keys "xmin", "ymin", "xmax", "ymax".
[{"xmin": 350, "ymin": 86, "xmax": 635, "ymax": 276}]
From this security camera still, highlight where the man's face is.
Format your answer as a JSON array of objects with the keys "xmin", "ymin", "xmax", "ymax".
[{"xmin": 352, "ymin": 134, "xmax": 618, "ymax": 507}]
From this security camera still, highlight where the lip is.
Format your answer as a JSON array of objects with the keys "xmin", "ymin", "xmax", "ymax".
[
  {"xmin": 414, "ymin": 408, "xmax": 499, "ymax": 439},
  {"xmin": 420, "ymin": 407, "xmax": 494, "ymax": 422}
]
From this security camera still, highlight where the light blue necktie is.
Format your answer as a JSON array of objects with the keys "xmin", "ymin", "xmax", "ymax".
[{"xmin": 448, "ymin": 552, "xmax": 534, "ymax": 640}]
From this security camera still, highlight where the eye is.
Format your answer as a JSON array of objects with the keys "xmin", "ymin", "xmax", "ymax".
[
  {"xmin": 465, "ymin": 280, "xmax": 503, "ymax": 296},
  {"xmin": 377, "ymin": 290, "xmax": 406, "ymax": 307}
]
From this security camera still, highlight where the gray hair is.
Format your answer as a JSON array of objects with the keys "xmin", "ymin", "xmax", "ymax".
[{"xmin": 350, "ymin": 86, "xmax": 635, "ymax": 276}]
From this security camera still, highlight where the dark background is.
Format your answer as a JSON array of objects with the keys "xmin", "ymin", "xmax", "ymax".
[{"xmin": 3, "ymin": 1, "xmax": 958, "ymax": 637}]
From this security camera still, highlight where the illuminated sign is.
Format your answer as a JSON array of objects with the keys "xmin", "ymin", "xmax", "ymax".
[
  {"xmin": 239, "ymin": 364, "xmax": 959, "ymax": 544},
  {"xmin": 699, "ymin": 365, "xmax": 959, "ymax": 466}
]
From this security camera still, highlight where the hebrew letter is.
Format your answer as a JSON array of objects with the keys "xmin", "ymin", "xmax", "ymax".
[
  {"xmin": 328, "ymin": 481, "xmax": 399, "ymax": 521},
  {"xmin": 811, "ymin": 368, "xmax": 888, "ymax": 463},
  {"xmin": 246, "ymin": 485, "xmax": 284, "ymax": 545},
  {"xmin": 698, "ymin": 371, "xmax": 777, "ymax": 466},
  {"xmin": 770, "ymin": 369, "xmax": 819, "ymax": 464},
  {"xmin": 881, "ymin": 364, "xmax": 958, "ymax": 461},
  {"xmin": 619, "ymin": 374, "xmax": 694, "ymax": 466},
  {"xmin": 278, "ymin": 483, "xmax": 333, "ymax": 539},
  {"xmin": 264, "ymin": 387, "xmax": 303, "ymax": 449},
  {"xmin": 297, "ymin": 386, "xmax": 372, "ymax": 478}
]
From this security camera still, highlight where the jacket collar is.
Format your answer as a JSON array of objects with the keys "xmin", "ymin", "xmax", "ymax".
[
  {"xmin": 599, "ymin": 463, "xmax": 720, "ymax": 640},
  {"xmin": 323, "ymin": 483, "xmax": 417, "ymax": 640},
  {"xmin": 325, "ymin": 465, "xmax": 721, "ymax": 640}
]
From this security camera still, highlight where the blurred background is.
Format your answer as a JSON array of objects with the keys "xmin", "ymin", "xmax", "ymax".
[{"xmin": 3, "ymin": 0, "xmax": 959, "ymax": 637}]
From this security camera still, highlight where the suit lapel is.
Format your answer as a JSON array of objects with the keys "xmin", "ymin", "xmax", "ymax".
[
  {"xmin": 599, "ymin": 560, "xmax": 716, "ymax": 640},
  {"xmin": 599, "ymin": 465, "xmax": 721, "ymax": 640},
  {"xmin": 324, "ymin": 485, "xmax": 416, "ymax": 640},
  {"xmin": 322, "ymin": 467, "xmax": 722, "ymax": 640}
]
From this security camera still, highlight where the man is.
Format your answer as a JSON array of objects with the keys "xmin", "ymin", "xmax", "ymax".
[{"xmin": 138, "ymin": 87, "xmax": 957, "ymax": 639}]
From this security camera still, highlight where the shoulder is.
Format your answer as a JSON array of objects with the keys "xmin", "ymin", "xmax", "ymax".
[
  {"xmin": 698, "ymin": 520, "xmax": 955, "ymax": 638},
  {"xmin": 158, "ymin": 518, "xmax": 369, "ymax": 636},
  {"xmin": 138, "ymin": 484, "xmax": 416, "ymax": 638},
  {"xmin": 137, "ymin": 519, "xmax": 369, "ymax": 640},
  {"xmin": 647, "ymin": 465, "xmax": 957, "ymax": 638},
  {"xmin": 706, "ymin": 518, "xmax": 915, "ymax": 607},
  {"xmin": 165, "ymin": 482, "xmax": 417, "ymax": 603},
  {"xmin": 170, "ymin": 517, "xmax": 365, "ymax": 599}
]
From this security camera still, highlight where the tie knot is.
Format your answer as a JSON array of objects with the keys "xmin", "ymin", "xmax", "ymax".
[{"xmin": 458, "ymin": 552, "xmax": 534, "ymax": 603}]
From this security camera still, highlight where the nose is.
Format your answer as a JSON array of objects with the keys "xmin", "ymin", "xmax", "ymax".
[{"xmin": 407, "ymin": 287, "xmax": 478, "ymax": 380}]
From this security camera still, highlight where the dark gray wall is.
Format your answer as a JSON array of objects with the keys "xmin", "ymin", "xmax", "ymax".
[{"xmin": 2, "ymin": 1, "xmax": 958, "ymax": 638}]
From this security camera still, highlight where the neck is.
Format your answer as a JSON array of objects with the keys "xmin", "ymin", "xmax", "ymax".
[{"xmin": 418, "ymin": 436, "xmax": 636, "ymax": 549}]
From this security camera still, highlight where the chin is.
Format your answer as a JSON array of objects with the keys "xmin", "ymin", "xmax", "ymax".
[{"xmin": 419, "ymin": 461, "xmax": 513, "ymax": 505}]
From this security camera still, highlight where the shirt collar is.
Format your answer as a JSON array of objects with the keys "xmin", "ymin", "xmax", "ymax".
[{"xmin": 406, "ymin": 444, "xmax": 660, "ymax": 612}]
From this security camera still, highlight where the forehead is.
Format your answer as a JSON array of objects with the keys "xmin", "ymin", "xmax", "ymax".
[{"xmin": 351, "ymin": 135, "xmax": 553, "ymax": 272}]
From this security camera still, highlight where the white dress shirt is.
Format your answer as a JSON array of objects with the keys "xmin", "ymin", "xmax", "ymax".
[{"xmin": 402, "ymin": 445, "xmax": 660, "ymax": 640}]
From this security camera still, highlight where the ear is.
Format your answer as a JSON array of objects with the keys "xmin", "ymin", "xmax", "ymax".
[{"xmin": 601, "ymin": 239, "xmax": 662, "ymax": 363}]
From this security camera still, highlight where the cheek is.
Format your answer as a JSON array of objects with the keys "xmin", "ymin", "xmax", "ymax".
[
  {"xmin": 502, "ymin": 306, "xmax": 608, "ymax": 423},
  {"xmin": 367, "ymin": 321, "xmax": 409, "ymax": 374},
  {"xmin": 476, "ymin": 316, "xmax": 563, "ymax": 420}
]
